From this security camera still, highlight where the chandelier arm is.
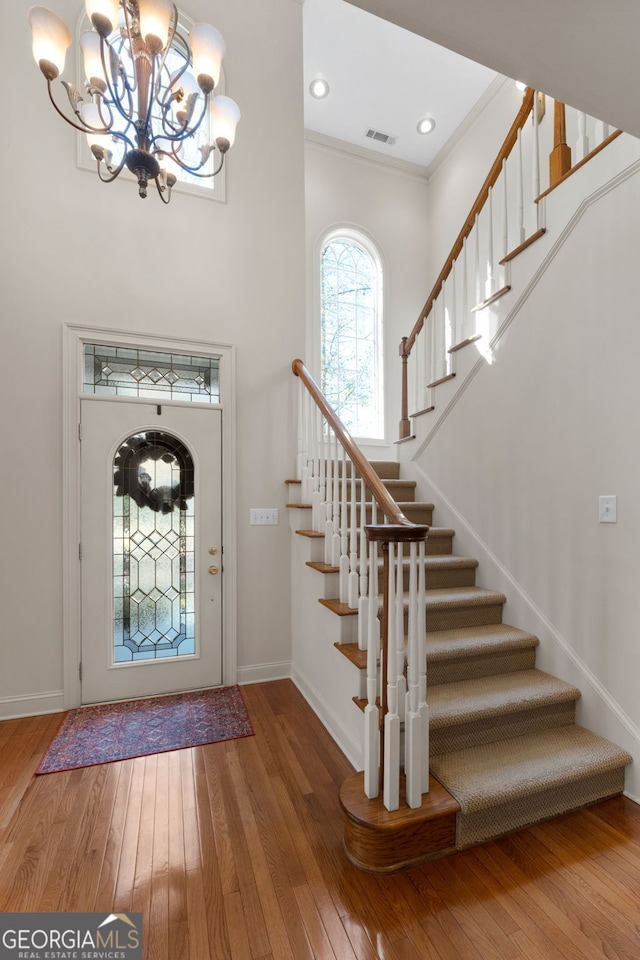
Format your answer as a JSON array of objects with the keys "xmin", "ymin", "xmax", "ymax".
[
  {"xmin": 154, "ymin": 175, "xmax": 172, "ymax": 204},
  {"xmin": 163, "ymin": 146, "xmax": 225, "ymax": 179},
  {"xmin": 99, "ymin": 36, "xmax": 136, "ymax": 129},
  {"xmin": 95, "ymin": 151, "xmax": 128, "ymax": 183},
  {"xmin": 45, "ymin": 79, "xmax": 110, "ymax": 138},
  {"xmin": 154, "ymin": 92, "xmax": 210, "ymax": 146},
  {"xmin": 153, "ymin": 5, "xmax": 180, "ymax": 104}
]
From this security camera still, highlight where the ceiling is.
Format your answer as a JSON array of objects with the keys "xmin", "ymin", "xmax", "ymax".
[
  {"xmin": 342, "ymin": 0, "xmax": 640, "ymax": 140},
  {"xmin": 303, "ymin": 0, "xmax": 499, "ymax": 168}
]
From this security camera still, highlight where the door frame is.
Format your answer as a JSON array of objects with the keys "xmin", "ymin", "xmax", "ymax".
[{"xmin": 63, "ymin": 324, "xmax": 237, "ymax": 709}]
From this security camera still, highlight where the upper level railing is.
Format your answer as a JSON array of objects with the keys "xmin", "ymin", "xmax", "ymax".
[
  {"xmin": 398, "ymin": 89, "xmax": 622, "ymax": 439},
  {"xmin": 292, "ymin": 358, "xmax": 429, "ymax": 810}
]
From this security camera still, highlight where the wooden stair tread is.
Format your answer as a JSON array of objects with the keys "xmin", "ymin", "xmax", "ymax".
[
  {"xmin": 430, "ymin": 725, "xmax": 632, "ymax": 811},
  {"xmin": 428, "ymin": 669, "xmax": 580, "ymax": 726},
  {"xmin": 427, "ymin": 623, "xmax": 539, "ymax": 660},
  {"xmin": 319, "ymin": 597, "xmax": 357, "ymax": 616},
  {"xmin": 286, "ymin": 502, "xmax": 312, "ymax": 509},
  {"xmin": 308, "ymin": 561, "xmax": 339, "ymax": 574},
  {"xmin": 334, "ymin": 642, "xmax": 366, "ymax": 668},
  {"xmin": 295, "ymin": 529, "xmax": 324, "ymax": 539}
]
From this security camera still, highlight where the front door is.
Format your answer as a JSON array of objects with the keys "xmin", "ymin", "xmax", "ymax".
[{"xmin": 80, "ymin": 398, "xmax": 222, "ymax": 704}]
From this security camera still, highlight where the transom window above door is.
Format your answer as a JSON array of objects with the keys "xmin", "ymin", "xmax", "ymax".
[{"xmin": 83, "ymin": 342, "xmax": 220, "ymax": 403}]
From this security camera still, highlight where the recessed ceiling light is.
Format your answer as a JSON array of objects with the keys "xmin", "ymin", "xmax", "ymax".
[
  {"xmin": 417, "ymin": 117, "xmax": 436, "ymax": 135},
  {"xmin": 309, "ymin": 78, "xmax": 330, "ymax": 99}
]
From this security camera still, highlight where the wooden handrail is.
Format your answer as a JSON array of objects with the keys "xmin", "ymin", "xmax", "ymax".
[
  {"xmin": 404, "ymin": 87, "xmax": 535, "ymax": 356},
  {"xmin": 292, "ymin": 358, "xmax": 427, "ymax": 536}
]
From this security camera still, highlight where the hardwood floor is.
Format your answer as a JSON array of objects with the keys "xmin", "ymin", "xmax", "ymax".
[{"xmin": 1, "ymin": 679, "xmax": 640, "ymax": 959}]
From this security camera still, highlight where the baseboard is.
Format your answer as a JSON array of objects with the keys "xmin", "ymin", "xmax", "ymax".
[
  {"xmin": 237, "ymin": 660, "xmax": 292, "ymax": 686},
  {"xmin": 0, "ymin": 690, "xmax": 65, "ymax": 720},
  {"xmin": 291, "ymin": 664, "xmax": 362, "ymax": 771}
]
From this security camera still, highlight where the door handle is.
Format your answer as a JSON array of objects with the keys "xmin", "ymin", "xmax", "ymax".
[{"xmin": 208, "ymin": 564, "xmax": 219, "ymax": 575}]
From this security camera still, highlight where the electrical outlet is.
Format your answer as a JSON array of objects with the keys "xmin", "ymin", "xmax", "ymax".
[
  {"xmin": 250, "ymin": 508, "xmax": 279, "ymax": 526},
  {"xmin": 598, "ymin": 495, "xmax": 617, "ymax": 523}
]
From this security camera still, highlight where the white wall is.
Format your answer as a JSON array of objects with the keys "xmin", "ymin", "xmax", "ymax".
[
  {"xmin": 0, "ymin": 0, "xmax": 305, "ymax": 715},
  {"xmin": 304, "ymin": 137, "xmax": 430, "ymax": 457},
  {"xmin": 401, "ymin": 99, "xmax": 640, "ymax": 798}
]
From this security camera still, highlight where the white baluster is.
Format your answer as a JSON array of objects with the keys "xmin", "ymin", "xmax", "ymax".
[
  {"xmin": 405, "ymin": 540, "xmax": 422, "ymax": 808},
  {"xmin": 501, "ymin": 157, "xmax": 508, "ymax": 284},
  {"xmin": 424, "ymin": 311, "xmax": 431, "ymax": 399},
  {"xmin": 418, "ymin": 539, "xmax": 429, "ymax": 793},
  {"xmin": 450, "ymin": 261, "xmax": 457, "ymax": 352},
  {"xmin": 413, "ymin": 325, "xmax": 422, "ymax": 414},
  {"xmin": 331, "ymin": 432, "xmax": 340, "ymax": 567},
  {"xmin": 575, "ymin": 111, "xmax": 589, "ymax": 162},
  {"xmin": 461, "ymin": 237, "xmax": 469, "ymax": 341},
  {"xmin": 324, "ymin": 430, "xmax": 334, "ymax": 566},
  {"xmin": 339, "ymin": 449, "xmax": 349, "ymax": 603},
  {"xmin": 595, "ymin": 118, "xmax": 611, "ymax": 147},
  {"xmin": 486, "ymin": 186, "xmax": 494, "ymax": 299},
  {"xmin": 395, "ymin": 541, "xmax": 406, "ymax": 724},
  {"xmin": 363, "ymin": 535, "xmax": 379, "ymax": 798},
  {"xmin": 383, "ymin": 542, "xmax": 400, "ymax": 812},
  {"xmin": 474, "ymin": 212, "xmax": 481, "ymax": 307},
  {"xmin": 359, "ymin": 479, "xmax": 369, "ymax": 598},
  {"xmin": 358, "ymin": 478, "xmax": 369, "ymax": 650},
  {"xmin": 348, "ymin": 467, "xmax": 359, "ymax": 608},
  {"xmin": 404, "ymin": 542, "xmax": 429, "ymax": 809},
  {"xmin": 516, "ymin": 128, "xmax": 525, "ymax": 244},
  {"xmin": 533, "ymin": 90, "xmax": 541, "ymax": 208}
]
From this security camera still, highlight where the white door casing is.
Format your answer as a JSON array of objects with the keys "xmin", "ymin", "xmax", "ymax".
[{"xmin": 63, "ymin": 326, "xmax": 237, "ymax": 710}]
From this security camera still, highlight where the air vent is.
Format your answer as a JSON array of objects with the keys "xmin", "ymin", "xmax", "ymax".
[{"xmin": 365, "ymin": 128, "xmax": 397, "ymax": 146}]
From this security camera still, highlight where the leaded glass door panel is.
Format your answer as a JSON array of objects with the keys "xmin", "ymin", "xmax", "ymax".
[{"xmin": 80, "ymin": 399, "xmax": 222, "ymax": 704}]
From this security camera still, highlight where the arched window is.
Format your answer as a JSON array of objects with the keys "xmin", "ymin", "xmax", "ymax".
[{"xmin": 320, "ymin": 231, "xmax": 384, "ymax": 439}]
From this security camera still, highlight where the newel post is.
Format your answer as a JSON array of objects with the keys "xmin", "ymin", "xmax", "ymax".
[
  {"xmin": 549, "ymin": 100, "xmax": 572, "ymax": 187},
  {"xmin": 399, "ymin": 337, "xmax": 411, "ymax": 440}
]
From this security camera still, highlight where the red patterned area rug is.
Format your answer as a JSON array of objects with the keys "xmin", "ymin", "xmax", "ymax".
[{"xmin": 36, "ymin": 686, "xmax": 254, "ymax": 774}]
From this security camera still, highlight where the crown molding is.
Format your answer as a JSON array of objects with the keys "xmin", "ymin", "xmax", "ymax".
[{"xmin": 304, "ymin": 129, "xmax": 429, "ymax": 182}]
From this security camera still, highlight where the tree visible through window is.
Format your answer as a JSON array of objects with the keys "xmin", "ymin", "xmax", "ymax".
[{"xmin": 320, "ymin": 233, "xmax": 383, "ymax": 439}]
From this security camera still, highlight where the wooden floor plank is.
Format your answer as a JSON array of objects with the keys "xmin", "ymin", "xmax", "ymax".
[{"xmin": 1, "ymin": 680, "xmax": 640, "ymax": 960}]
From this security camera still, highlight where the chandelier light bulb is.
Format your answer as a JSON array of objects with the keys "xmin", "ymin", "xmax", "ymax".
[
  {"xmin": 84, "ymin": 0, "xmax": 119, "ymax": 36},
  {"xmin": 137, "ymin": 0, "xmax": 173, "ymax": 56},
  {"xmin": 211, "ymin": 95, "xmax": 241, "ymax": 149},
  {"xmin": 79, "ymin": 30, "xmax": 107, "ymax": 88},
  {"xmin": 189, "ymin": 24, "xmax": 226, "ymax": 94},
  {"xmin": 28, "ymin": 6, "xmax": 72, "ymax": 80},
  {"xmin": 309, "ymin": 77, "xmax": 330, "ymax": 99}
]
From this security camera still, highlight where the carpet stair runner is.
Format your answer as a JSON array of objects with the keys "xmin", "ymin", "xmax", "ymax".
[{"xmin": 294, "ymin": 460, "xmax": 632, "ymax": 854}]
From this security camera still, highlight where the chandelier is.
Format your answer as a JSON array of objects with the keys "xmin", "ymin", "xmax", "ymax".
[{"xmin": 28, "ymin": 0, "xmax": 241, "ymax": 203}]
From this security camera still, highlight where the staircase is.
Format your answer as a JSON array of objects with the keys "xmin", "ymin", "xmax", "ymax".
[{"xmin": 289, "ymin": 458, "xmax": 632, "ymax": 868}]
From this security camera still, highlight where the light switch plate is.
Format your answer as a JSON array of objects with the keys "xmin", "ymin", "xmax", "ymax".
[
  {"xmin": 598, "ymin": 495, "xmax": 617, "ymax": 523},
  {"xmin": 250, "ymin": 508, "xmax": 279, "ymax": 525}
]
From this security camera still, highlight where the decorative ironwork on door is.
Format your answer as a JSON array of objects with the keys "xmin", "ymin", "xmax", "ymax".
[{"xmin": 113, "ymin": 431, "xmax": 196, "ymax": 663}]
